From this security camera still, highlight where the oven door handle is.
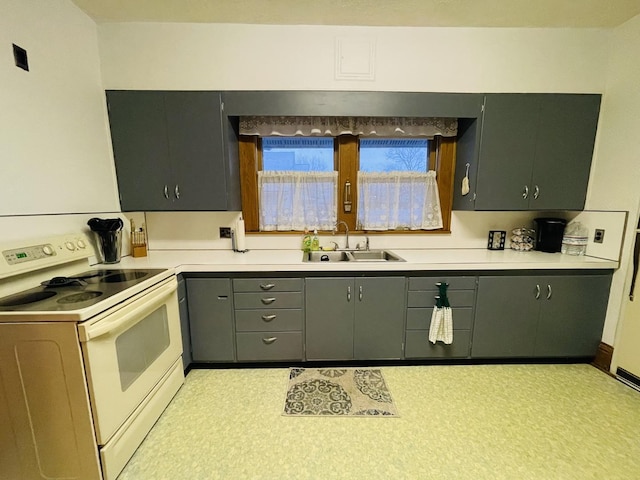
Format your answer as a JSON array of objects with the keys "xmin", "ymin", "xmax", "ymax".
[{"xmin": 78, "ymin": 278, "xmax": 177, "ymax": 342}]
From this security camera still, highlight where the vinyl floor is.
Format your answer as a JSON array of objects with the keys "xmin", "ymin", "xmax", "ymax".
[{"xmin": 117, "ymin": 363, "xmax": 640, "ymax": 480}]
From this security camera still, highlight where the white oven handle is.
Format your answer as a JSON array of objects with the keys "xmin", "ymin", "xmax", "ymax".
[{"xmin": 79, "ymin": 278, "xmax": 177, "ymax": 342}]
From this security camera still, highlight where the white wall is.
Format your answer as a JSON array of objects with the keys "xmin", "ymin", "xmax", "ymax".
[
  {"xmin": 98, "ymin": 23, "xmax": 610, "ymax": 93},
  {"xmin": 1, "ymin": 0, "xmax": 119, "ymax": 215},
  {"xmin": 589, "ymin": 14, "xmax": 640, "ymax": 363}
]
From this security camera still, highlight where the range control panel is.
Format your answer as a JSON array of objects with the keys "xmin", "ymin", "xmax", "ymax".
[
  {"xmin": 0, "ymin": 234, "xmax": 93, "ymax": 279},
  {"xmin": 4, "ymin": 243, "xmax": 57, "ymax": 265}
]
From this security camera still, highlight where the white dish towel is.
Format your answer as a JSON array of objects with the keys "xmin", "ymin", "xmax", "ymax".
[
  {"xmin": 428, "ymin": 306, "xmax": 453, "ymax": 344},
  {"xmin": 428, "ymin": 283, "xmax": 453, "ymax": 344}
]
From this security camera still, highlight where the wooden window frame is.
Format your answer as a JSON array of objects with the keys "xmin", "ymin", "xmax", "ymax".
[{"xmin": 238, "ymin": 134, "xmax": 456, "ymax": 234}]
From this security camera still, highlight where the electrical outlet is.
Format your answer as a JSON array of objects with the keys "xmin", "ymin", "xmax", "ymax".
[
  {"xmin": 594, "ymin": 229, "xmax": 605, "ymax": 244},
  {"xmin": 219, "ymin": 227, "xmax": 231, "ymax": 238}
]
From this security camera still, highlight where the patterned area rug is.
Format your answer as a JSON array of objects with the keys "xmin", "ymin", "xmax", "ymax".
[{"xmin": 283, "ymin": 368, "xmax": 398, "ymax": 417}]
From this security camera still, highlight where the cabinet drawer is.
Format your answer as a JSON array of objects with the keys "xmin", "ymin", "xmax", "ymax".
[
  {"xmin": 406, "ymin": 307, "xmax": 473, "ymax": 330},
  {"xmin": 233, "ymin": 278, "xmax": 302, "ymax": 293},
  {"xmin": 234, "ymin": 292, "xmax": 303, "ymax": 309},
  {"xmin": 407, "ymin": 290, "xmax": 475, "ymax": 308},
  {"xmin": 408, "ymin": 277, "xmax": 476, "ymax": 291},
  {"xmin": 235, "ymin": 309, "xmax": 303, "ymax": 332},
  {"xmin": 404, "ymin": 330, "xmax": 471, "ymax": 359},
  {"xmin": 236, "ymin": 332, "xmax": 303, "ymax": 361}
]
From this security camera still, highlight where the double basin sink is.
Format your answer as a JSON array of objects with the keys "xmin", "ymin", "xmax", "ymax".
[{"xmin": 302, "ymin": 249, "xmax": 405, "ymax": 262}]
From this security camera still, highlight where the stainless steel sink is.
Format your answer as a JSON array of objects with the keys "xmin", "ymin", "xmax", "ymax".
[
  {"xmin": 348, "ymin": 250, "xmax": 405, "ymax": 262},
  {"xmin": 302, "ymin": 251, "xmax": 351, "ymax": 262},
  {"xmin": 302, "ymin": 250, "xmax": 404, "ymax": 262}
]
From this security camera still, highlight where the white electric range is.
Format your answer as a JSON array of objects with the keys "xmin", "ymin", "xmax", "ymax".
[{"xmin": 0, "ymin": 233, "xmax": 184, "ymax": 480}]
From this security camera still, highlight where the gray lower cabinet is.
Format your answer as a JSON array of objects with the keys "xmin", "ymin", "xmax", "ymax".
[
  {"xmin": 405, "ymin": 276, "xmax": 477, "ymax": 359},
  {"xmin": 455, "ymin": 93, "xmax": 600, "ymax": 211},
  {"xmin": 305, "ymin": 277, "xmax": 405, "ymax": 361},
  {"xmin": 186, "ymin": 278, "xmax": 235, "ymax": 362},
  {"xmin": 232, "ymin": 278, "xmax": 304, "ymax": 361},
  {"xmin": 177, "ymin": 275, "xmax": 192, "ymax": 369},
  {"xmin": 471, "ymin": 274, "xmax": 612, "ymax": 358}
]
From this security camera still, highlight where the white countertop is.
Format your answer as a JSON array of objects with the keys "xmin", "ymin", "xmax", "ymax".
[{"xmin": 113, "ymin": 248, "xmax": 618, "ymax": 273}]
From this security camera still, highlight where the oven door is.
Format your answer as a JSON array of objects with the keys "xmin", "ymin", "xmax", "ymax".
[{"xmin": 78, "ymin": 276, "xmax": 182, "ymax": 444}]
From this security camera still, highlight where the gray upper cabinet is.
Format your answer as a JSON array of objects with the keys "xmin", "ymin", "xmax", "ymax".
[
  {"xmin": 456, "ymin": 93, "xmax": 601, "ymax": 211},
  {"xmin": 106, "ymin": 90, "xmax": 240, "ymax": 211},
  {"xmin": 471, "ymin": 273, "xmax": 612, "ymax": 358},
  {"xmin": 305, "ymin": 276, "xmax": 405, "ymax": 361}
]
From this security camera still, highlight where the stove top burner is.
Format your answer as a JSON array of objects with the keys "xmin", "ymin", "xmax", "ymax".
[
  {"xmin": 42, "ymin": 277, "xmax": 87, "ymax": 287},
  {"xmin": 0, "ymin": 290, "xmax": 58, "ymax": 307},
  {"xmin": 57, "ymin": 291, "xmax": 103, "ymax": 304},
  {"xmin": 101, "ymin": 271, "xmax": 149, "ymax": 283},
  {"xmin": 0, "ymin": 268, "xmax": 168, "ymax": 314}
]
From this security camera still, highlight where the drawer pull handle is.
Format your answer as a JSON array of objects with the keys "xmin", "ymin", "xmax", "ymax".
[
  {"xmin": 260, "ymin": 283, "xmax": 275, "ymax": 290},
  {"xmin": 535, "ymin": 284, "xmax": 541, "ymax": 300},
  {"xmin": 261, "ymin": 297, "xmax": 276, "ymax": 305},
  {"xmin": 217, "ymin": 296, "xmax": 228, "ymax": 300},
  {"xmin": 261, "ymin": 314, "xmax": 277, "ymax": 322},
  {"xmin": 546, "ymin": 284, "xmax": 552, "ymax": 300},
  {"xmin": 262, "ymin": 337, "xmax": 277, "ymax": 345}
]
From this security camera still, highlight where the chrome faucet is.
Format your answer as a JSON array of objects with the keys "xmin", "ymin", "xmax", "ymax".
[{"xmin": 334, "ymin": 221, "xmax": 350, "ymax": 250}]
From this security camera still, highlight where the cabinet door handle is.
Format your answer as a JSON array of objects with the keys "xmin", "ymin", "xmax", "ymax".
[
  {"xmin": 164, "ymin": 185, "xmax": 169, "ymax": 199},
  {"xmin": 174, "ymin": 184, "xmax": 180, "ymax": 199},
  {"xmin": 533, "ymin": 185, "xmax": 540, "ymax": 200},
  {"xmin": 347, "ymin": 286, "xmax": 351, "ymax": 302},
  {"xmin": 262, "ymin": 337, "xmax": 277, "ymax": 345},
  {"xmin": 260, "ymin": 283, "xmax": 275, "ymax": 290},
  {"xmin": 261, "ymin": 314, "xmax": 277, "ymax": 322},
  {"xmin": 535, "ymin": 284, "xmax": 541, "ymax": 299},
  {"xmin": 522, "ymin": 185, "xmax": 529, "ymax": 199},
  {"xmin": 359, "ymin": 285, "xmax": 363, "ymax": 301},
  {"xmin": 261, "ymin": 297, "xmax": 276, "ymax": 305},
  {"xmin": 546, "ymin": 284, "xmax": 552, "ymax": 300}
]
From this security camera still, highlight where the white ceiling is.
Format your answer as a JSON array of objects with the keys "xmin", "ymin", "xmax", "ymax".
[{"xmin": 71, "ymin": 0, "xmax": 640, "ymax": 28}]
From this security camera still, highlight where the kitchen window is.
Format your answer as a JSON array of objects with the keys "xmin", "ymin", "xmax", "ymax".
[{"xmin": 238, "ymin": 116, "xmax": 457, "ymax": 233}]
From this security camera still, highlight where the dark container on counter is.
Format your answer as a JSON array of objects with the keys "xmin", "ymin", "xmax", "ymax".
[{"xmin": 533, "ymin": 217, "xmax": 567, "ymax": 253}]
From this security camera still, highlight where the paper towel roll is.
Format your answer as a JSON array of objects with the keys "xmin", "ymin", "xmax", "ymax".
[{"xmin": 235, "ymin": 217, "xmax": 246, "ymax": 251}]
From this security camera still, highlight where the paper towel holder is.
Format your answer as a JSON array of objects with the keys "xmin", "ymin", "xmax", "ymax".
[{"xmin": 231, "ymin": 229, "xmax": 249, "ymax": 253}]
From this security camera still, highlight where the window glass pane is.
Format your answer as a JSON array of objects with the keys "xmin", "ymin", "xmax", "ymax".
[
  {"xmin": 262, "ymin": 137, "xmax": 333, "ymax": 171},
  {"xmin": 359, "ymin": 138, "xmax": 428, "ymax": 172}
]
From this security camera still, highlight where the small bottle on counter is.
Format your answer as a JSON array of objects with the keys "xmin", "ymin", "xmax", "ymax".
[
  {"xmin": 302, "ymin": 230, "xmax": 312, "ymax": 252},
  {"xmin": 311, "ymin": 230, "xmax": 320, "ymax": 251}
]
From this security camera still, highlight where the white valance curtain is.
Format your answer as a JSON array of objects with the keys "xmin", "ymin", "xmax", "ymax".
[
  {"xmin": 357, "ymin": 171, "xmax": 443, "ymax": 230},
  {"xmin": 240, "ymin": 116, "xmax": 458, "ymax": 138},
  {"xmin": 258, "ymin": 171, "xmax": 338, "ymax": 231}
]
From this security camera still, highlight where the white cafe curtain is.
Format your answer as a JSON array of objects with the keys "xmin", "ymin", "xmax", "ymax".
[
  {"xmin": 357, "ymin": 171, "xmax": 443, "ymax": 230},
  {"xmin": 240, "ymin": 116, "xmax": 458, "ymax": 138},
  {"xmin": 258, "ymin": 171, "xmax": 338, "ymax": 231}
]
